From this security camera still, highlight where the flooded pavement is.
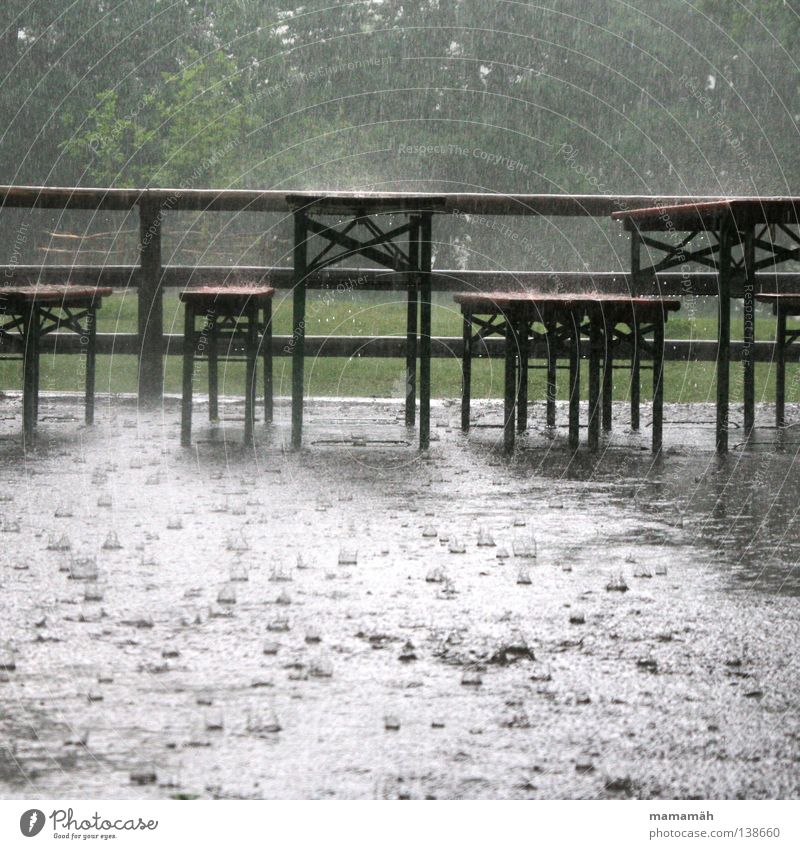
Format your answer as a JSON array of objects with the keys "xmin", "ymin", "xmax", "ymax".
[{"xmin": 0, "ymin": 394, "xmax": 798, "ymax": 800}]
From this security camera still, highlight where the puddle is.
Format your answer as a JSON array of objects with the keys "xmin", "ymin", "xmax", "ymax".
[{"xmin": 0, "ymin": 396, "xmax": 798, "ymax": 799}]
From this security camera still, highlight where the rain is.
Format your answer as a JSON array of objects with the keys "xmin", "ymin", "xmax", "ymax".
[{"xmin": 0, "ymin": 0, "xmax": 798, "ymax": 809}]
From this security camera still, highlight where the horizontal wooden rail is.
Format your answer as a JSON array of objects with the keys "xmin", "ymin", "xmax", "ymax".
[
  {"xmin": 1, "ymin": 333, "xmax": 797, "ymax": 364},
  {"xmin": 3, "ymin": 266, "xmax": 800, "ymax": 296},
  {"xmin": 0, "ymin": 185, "xmax": 732, "ymax": 215}
]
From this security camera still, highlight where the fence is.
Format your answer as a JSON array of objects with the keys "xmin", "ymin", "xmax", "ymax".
[{"xmin": 1, "ymin": 185, "xmax": 798, "ymax": 403}]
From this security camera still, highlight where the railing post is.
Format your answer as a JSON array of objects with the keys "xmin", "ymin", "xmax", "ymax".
[
  {"xmin": 291, "ymin": 209, "xmax": 308, "ymax": 449},
  {"xmin": 138, "ymin": 196, "xmax": 164, "ymax": 404},
  {"xmin": 716, "ymin": 219, "xmax": 732, "ymax": 453}
]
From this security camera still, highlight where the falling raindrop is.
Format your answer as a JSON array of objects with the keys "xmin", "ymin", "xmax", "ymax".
[
  {"xmin": 68, "ymin": 556, "xmax": 98, "ymax": 581},
  {"xmin": 0, "ymin": 643, "xmax": 16, "ymax": 671},
  {"xmin": 84, "ymin": 584, "xmax": 104, "ymax": 602},
  {"xmin": 606, "ymin": 573, "xmax": 629, "ymax": 592},
  {"xmin": 512, "ymin": 536, "xmax": 537, "ymax": 558},
  {"xmin": 64, "ymin": 728, "xmax": 90, "ymax": 747},
  {"xmin": 226, "ymin": 532, "xmax": 249, "ymax": 552},
  {"xmin": 269, "ymin": 565, "xmax": 293, "ymax": 582},
  {"xmin": 119, "ymin": 612, "xmax": 154, "ymax": 628},
  {"xmin": 130, "ymin": 769, "xmax": 157, "ymax": 786},
  {"xmin": 229, "ymin": 564, "xmax": 249, "ymax": 582},
  {"xmin": 102, "ymin": 531, "xmax": 122, "ymax": 550},
  {"xmin": 46, "ymin": 534, "xmax": 71, "ymax": 551},
  {"xmin": 309, "ymin": 656, "xmax": 333, "ymax": 678},
  {"xmin": 217, "ymin": 584, "xmax": 237, "ymax": 605},
  {"xmin": 247, "ymin": 707, "xmax": 281, "ymax": 735},
  {"xmin": 398, "ymin": 641, "xmax": 417, "ymax": 662},
  {"xmin": 338, "ymin": 547, "xmax": 358, "ymax": 565},
  {"xmin": 477, "ymin": 527, "xmax": 495, "ymax": 547},
  {"xmin": 205, "ymin": 711, "xmax": 224, "ymax": 731},
  {"xmin": 461, "ymin": 668, "xmax": 483, "ymax": 686}
]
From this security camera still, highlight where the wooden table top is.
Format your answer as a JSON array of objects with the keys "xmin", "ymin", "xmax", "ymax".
[
  {"xmin": 755, "ymin": 293, "xmax": 800, "ymax": 314},
  {"xmin": 179, "ymin": 286, "xmax": 275, "ymax": 305},
  {"xmin": 453, "ymin": 292, "xmax": 681, "ymax": 313},
  {"xmin": 0, "ymin": 285, "xmax": 112, "ymax": 305},
  {"xmin": 612, "ymin": 198, "xmax": 800, "ymax": 231}
]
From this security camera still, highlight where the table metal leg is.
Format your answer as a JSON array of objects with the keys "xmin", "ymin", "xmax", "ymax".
[
  {"xmin": 653, "ymin": 313, "xmax": 665, "ymax": 454},
  {"xmin": 291, "ymin": 211, "xmax": 307, "ymax": 450},
  {"xmin": 516, "ymin": 315, "xmax": 529, "ymax": 433},
  {"xmin": 207, "ymin": 316, "xmax": 218, "ymax": 422},
  {"xmin": 181, "ymin": 304, "xmax": 195, "ymax": 447},
  {"xmin": 776, "ymin": 307, "xmax": 786, "ymax": 429},
  {"xmin": 630, "ymin": 229, "xmax": 642, "ymax": 432},
  {"xmin": 588, "ymin": 317, "xmax": 601, "ymax": 451},
  {"xmin": 602, "ymin": 321, "xmax": 613, "ymax": 432},
  {"xmin": 22, "ymin": 305, "xmax": 38, "ymax": 445},
  {"xmin": 419, "ymin": 214, "xmax": 432, "ymax": 449},
  {"xmin": 743, "ymin": 229, "xmax": 756, "ymax": 437},
  {"xmin": 568, "ymin": 312, "xmax": 581, "ymax": 450},
  {"xmin": 244, "ymin": 305, "xmax": 257, "ymax": 446},
  {"xmin": 406, "ymin": 218, "xmax": 419, "ymax": 427},
  {"xmin": 630, "ymin": 327, "xmax": 641, "ymax": 430},
  {"xmin": 32, "ymin": 321, "xmax": 40, "ymax": 424},
  {"xmin": 716, "ymin": 223, "xmax": 732, "ymax": 453},
  {"xmin": 503, "ymin": 311, "xmax": 517, "ymax": 454},
  {"xmin": 546, "ymin": 322, "xmax": 557, "ymax": 428},
  {"xmin": 263, "ymin": 301, "xmax": 273, "ymax": 423},
  {"xmin": 85, "ymin": 306, "xmax": 97, "ymax": 425},
  {"xmin": 461, "ymin": 310, "xmax": 472, "ymax": 432}
]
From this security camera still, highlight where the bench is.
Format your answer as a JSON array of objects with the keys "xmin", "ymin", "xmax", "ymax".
[
  {"xmin": 454, "ymin": 293, "xmax": 680, "ymax": 453},
  {"xmin": 0, "ymin": 285, "xmax": 112, "ymax": 442},
  {"xmin": 179, "ymin": 286, "xmax": 275, "ymax": 446}
]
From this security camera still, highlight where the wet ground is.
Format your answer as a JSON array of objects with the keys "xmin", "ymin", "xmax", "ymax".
[{"xmin": 0, "ymin": 393, "xmax": 798, "ymax": 800}]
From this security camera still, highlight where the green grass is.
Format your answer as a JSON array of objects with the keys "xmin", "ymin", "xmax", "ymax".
[{"xmin": 2, "ymin": 292, "xmax": 798, "ymax": 404}]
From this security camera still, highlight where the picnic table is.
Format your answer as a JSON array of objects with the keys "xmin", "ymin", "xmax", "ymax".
[
  {"xmin": 613, "ymin": 198, "xmax": 800, "ymax": 451},
  {"xmin": 0, "ymin": 285, "xmax": 112, "ymax": 441},
  {"xmin": 285, "ymin": 194, "xmax": 445, "ymax": 449},
  {"xmin": 454, "ymin": 292, "xmax": 680, "ymax": 452}
]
